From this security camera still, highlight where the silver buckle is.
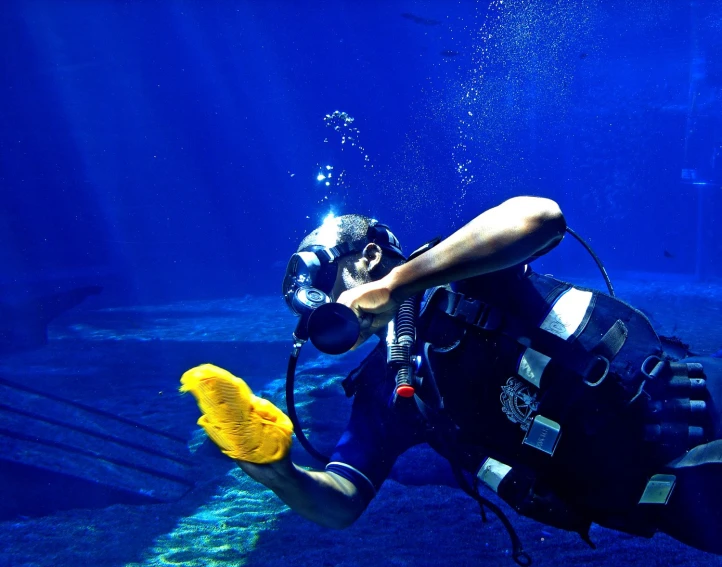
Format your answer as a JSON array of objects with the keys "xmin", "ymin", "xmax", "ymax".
[
  {"xmin": 522, "ymin": 415, "xmax": 562, "ymax": 456},
  {"xmin": 638, "ymin": 474, "xmax": 676, "ymax": 505}
]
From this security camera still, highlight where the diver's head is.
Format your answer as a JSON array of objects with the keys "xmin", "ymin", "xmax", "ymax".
[
  {"xmin": 282, "ymin": 215, "xmax": 404, "ymax": 349},
  {"xmin": 284, "ymin": 214, "xmax": 404, "ymax": 308},
  {"xmin": 307, "ymin": 215, "xmax": 404, "ymax": 300}
]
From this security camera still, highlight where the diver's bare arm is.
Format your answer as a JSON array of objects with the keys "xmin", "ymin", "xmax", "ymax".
[
  {"xmin": 237, "ymin": 458, "xmax": 366, "ymax": 529},
  {"xmin": 387, "ymin": 196, "xmax": 566, "ymax": 302}
]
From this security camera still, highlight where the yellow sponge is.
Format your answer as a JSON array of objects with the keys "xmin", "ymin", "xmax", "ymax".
[{"xmin": 180, "ymin": 364, "xmax": 293, "ymax": 464}]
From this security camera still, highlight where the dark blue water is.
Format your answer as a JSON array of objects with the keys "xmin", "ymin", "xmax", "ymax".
[
  {"xmin": 4, "ymin": 0, "xmax": 720, "ymax": 304},
  {"xmin": 2, "ymin": 1, "xmax": 722, "ymax": 566}
]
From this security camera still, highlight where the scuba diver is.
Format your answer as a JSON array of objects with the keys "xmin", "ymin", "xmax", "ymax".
[{"xmin": 181, "ymin": 196, "xmax": 722, "ymax": 565}]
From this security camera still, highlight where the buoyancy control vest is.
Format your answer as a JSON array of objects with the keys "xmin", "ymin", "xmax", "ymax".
[{"xmin": 414, "ymin": 266, "xmax": 714, "ymax": 536}]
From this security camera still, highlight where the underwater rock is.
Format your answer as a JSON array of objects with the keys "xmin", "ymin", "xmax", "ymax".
[
  {"xmin": 0, "ymin": 285, "xmax": 101, "ymax": 355},
  {"xmin": 0, "ymin": 375, "xmax": 200, "ymax": 520}
]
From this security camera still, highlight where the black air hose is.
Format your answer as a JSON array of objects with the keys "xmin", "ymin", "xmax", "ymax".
[{"xmin": 389, "ymin": 297, "xmax": 418, "ymax": 396}]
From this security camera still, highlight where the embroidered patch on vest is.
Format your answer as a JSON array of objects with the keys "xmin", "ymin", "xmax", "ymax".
[{"xmin": 500, "ymin": 377, "xmax": 539, "ymax": 431}]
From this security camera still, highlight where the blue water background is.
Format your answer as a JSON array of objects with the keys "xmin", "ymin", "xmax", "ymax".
[
  {"xmin": 2, "ymin": 1, "xmax": 722, "ymax": 566},
  {"xmin": 3, "ymin": 0, "xmax": 720, "ymax": 306}
]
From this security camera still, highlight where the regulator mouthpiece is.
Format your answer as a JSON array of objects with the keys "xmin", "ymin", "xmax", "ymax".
[{"xmin": 307, "ymin": 303, "xmax": 360, "ymax": 355}]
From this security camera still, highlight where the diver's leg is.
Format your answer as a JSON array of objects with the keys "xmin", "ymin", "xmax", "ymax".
[
  {"xmin": 655, "ymin": 356, "xmax": 722, "ymax": 554},
  {"xmin": 656, "ymin": 440, "xmax": 722, "ymax": 554},
  {"xmin": 700, "ymin": 357, "xmax": 722, "ymax": 437}
]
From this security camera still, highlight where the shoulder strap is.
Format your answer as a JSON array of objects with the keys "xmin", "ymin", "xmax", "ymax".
[{"xmin": 423, "ymin": 287, "xmax": 621, "ymax": 389}]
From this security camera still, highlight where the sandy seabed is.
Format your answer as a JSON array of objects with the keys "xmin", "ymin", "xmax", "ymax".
[{"xmin": 1, "ymin": 278, "xmax": 722, "ymax": 567}]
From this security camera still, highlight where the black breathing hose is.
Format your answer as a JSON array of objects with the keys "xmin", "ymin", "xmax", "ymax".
[
  {"xmin": 286, "ymin": 347, "xmax": 330, "ymax": 464},
  {"xmin": 564, "ymin": 226, "xmax": 615, "ymax": 297},
  {"xmin": 389, "ymin": 297, "xmax": 418, "ymax": 396},
  {"xmin": 395, "ymin": 297, "xmax": 417, "ymax": 337}
]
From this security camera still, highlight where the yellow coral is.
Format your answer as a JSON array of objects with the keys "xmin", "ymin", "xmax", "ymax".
[{"xmin": 180, "ymin": 364, "xmax": 293, "ymax": 464}]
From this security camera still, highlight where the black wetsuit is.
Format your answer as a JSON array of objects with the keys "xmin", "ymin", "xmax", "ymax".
[{"xmin": 326, "ymin": 266, "xmax": 722, "ymax": 554}]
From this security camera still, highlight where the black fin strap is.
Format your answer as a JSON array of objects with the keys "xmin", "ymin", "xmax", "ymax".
[
  {"xmin": 415, "ymin": 393, "xmax": 531, "ymax": 564},
  {"xmin": 453, "ymin": 465, "xmax": 531, "ymax": 566},
  {"xmin": 453, "ymin": 464, "xmax": 488, "ymax": 523}
]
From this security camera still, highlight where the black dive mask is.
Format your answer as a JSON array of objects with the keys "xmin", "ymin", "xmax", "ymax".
[
  {"xmin": 282, "ymin": 221, "xmax": 403, "ymax": 354},
  {"xmin": 282, "ymin": 247, "xmax": 360, "ymax": 354}
]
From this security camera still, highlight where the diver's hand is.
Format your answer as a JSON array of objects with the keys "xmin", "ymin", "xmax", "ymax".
[
  {"xmin": 238, "ymin": 455, "xmax": 367, "ymax": 530},
  {"xmin": 237, "ymin": 455, "xmax": 296, "ymax": 489},
  {"xmin": 336, "ymin": 277, "xmax": 399, "ymax": 348}
]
